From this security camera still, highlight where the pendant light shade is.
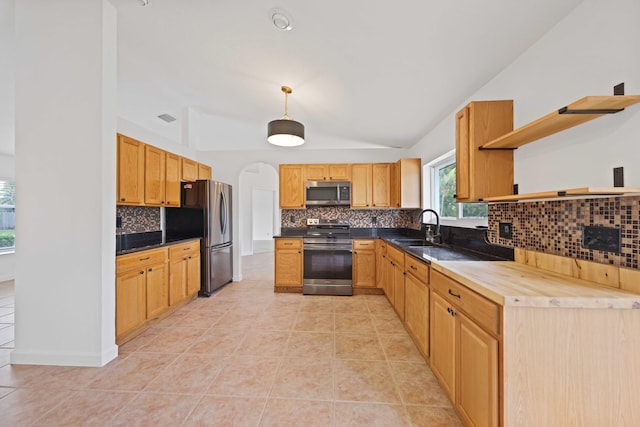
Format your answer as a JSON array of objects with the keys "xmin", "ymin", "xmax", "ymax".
[{"xmin": 267, "ymin": 86, "xmax": 305, "ymax": 147}]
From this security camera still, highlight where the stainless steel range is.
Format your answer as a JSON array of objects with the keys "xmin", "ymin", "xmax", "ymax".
[{"xmin": 303, "ymin": 220, "xmax": 353, "ymax": 296}]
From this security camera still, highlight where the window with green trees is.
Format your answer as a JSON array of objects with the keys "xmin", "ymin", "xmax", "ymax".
[
  {"xmin": 432, "ymin": 157, "xmax": 487, "ymax": 219},
  {"xmin": 0, "ymin": 180, "xmax": 15, "ymax": 251}
]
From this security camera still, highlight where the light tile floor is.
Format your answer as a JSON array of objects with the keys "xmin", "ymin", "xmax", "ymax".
[{"xmin": 0, "ymin": 253, "xmax": 462, "ymax": 426}]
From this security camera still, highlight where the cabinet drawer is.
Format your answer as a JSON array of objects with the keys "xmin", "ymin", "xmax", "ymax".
[
  {"xmin": 405, "ymin": 254, "xmax": 429, "ymax": 284},
  {"xmin": 276, "ymin": 238, "xmax": 302, "ymax": 250},
  {"xmin": 169, "ymin": 241, "xmax": 200, "ymax": 259},
  {"xmin": 387, "ymin": 244, "xmax": 404, "ymax": 266},
  {"xmin": 353, "ymin": 239, "xmax": 375, "ymax": 250},
  {"xmin": 117, "ymin": 247, "xmax": 168, "ymax": 272},
  {"xmin": 431, "ymin": 270, "xmax": 500, "ymax": 336}
]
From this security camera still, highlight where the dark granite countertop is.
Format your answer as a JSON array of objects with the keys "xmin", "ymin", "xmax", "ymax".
[
  {"xmin": 116, "ymin": 231, "xmax": 201, "ymax": 256},
  {"xmin": 275, "ymin": 226, "xmax": 514, "ymax": 263}
]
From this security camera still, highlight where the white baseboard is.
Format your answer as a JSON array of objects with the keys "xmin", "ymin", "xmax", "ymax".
[{"xmin": 10, "ymin": 345, "xmax": 119, "ymax": 367}]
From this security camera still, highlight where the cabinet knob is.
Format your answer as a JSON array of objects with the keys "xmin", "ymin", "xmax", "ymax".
[
  {"xmin": 161, "ymin": 201, "xmax": 164, "ymax": 204},
  {"xmin": 120, "ymin": 198, "xmax": 125, "ymax": 202},
  {"xmin": 139, "ymin": 271, "xmax": 144, "ymax": 275},
  {"xmin": 148, "ymin": 268, "xmax": 152, "ymax": 272}
]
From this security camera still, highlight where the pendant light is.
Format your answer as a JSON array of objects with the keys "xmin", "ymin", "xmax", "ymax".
[{"xmin": 267, "ymin": 86, "xmax": 305, "ymax": 147}]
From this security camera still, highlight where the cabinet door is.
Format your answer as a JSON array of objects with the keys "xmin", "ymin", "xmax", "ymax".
[
  {"xmin": 305, "ymin": 164, "xmax": 327, "ymax": 181},
  {"xmin": 144, "ymin": 145, "xmax": 166, "ymax": 205},
  {"xmin": 393, "ymin": 262, "xmax": 405, "ymax": 320},
  {"xmin": 457, "ymin": 312, "xmax": 499, "ymax": 427},
  {"xmin": 383, "ymin": 258, "xmax": 394, "ymax": 305},
  {"xmin": 430, "ymin": 291, "xmax": 456, "ymax": 401},
  {"xmin": 353, "ymin": 249, "xmax": 376, "ymax": 288},
  {"xmin": 165, "ymin": 152, "xmax": 182, "ymax": 207},
  {"xmin": 198, "ymin": 163, "xmax": 212, "ymax": 180},
  {"xmin": 351, "ymin": 164, "xmax": 372, "ymax": 208},
  {"xmin": 275, "ymin": 240, "xmax": 303, "ymax": 286},
  {"xmin": 396, "ymin": 158, "xmax": 422, "ymax": 208},
  {"xmin": 375, "ymin": 240, "xmax": 386, "ymax": 289},
  {"xmin": 117, "ymin": 135, "xmax": 145, "ymax": 205},
  {"xmin": 372, "ymin": 163, "xmax": 391, "ymax": 208},
  {"xmin": 182, "ymin": 158, "xmax": 198, "ymax": 182},
  {"xmin": 186, "ymin": 253, "xmax": 201, "ymax": 296},
  {"xmin": 169, "ymin": 257, "xmax": 188, "ymax": 306},
  {"xmin": 455, "ymin": 107, "xmax": 471, "ymax": 201},
  {"xmin": 145, "ymin": 261, "xmax": 169, "ymax": 319},
  {"xmin": 328, "ymin": 164, "xmax": 350, "ymax": 181},
  {"xmin": 405, "ymin": 273, "xmax": 429, "ymax": 356},
  {"xmin": 116, "ymin": 268, "xmax": 146, "ymax": 338},
  {"xmin": 279, "ymin": 165, "xmax": 305, "ymax": 208}
]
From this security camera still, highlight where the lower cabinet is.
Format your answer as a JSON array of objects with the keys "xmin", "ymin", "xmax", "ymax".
[
  {"xmin": 353, "ymin": 239, "xmax": 376, "ymax": 288},
  {"xmin": 430, "ymin": 269, "xmax": 499, "ymax": 427},
  {"xmin": 116, "ymin": 240, "xmax": 200, "ymax": 345},
  {"xmin": 274, "ymin": 238, "xmax": 303, "ymax": 290},
  {"xmin": 404, "ymin": 254, "xmax": 430, "ymax": 357},
  {"xmin": 169, "ymin": 242, "xmax": 201, "ymax": 305},
  {"xmin": 386, "ymin": 244, "xmax": 405, "ymax": 320},
  {"xmin": 116, "ymin": 247, "xmax": 168, "ymax": 342}
]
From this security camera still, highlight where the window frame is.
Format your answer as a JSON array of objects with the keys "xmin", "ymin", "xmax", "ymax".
[{"xmin": 0, "ymin": 179, "xmax": 15, "ymax": 254}]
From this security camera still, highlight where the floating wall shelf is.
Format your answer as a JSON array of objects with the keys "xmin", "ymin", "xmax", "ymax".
[
  {"xmin": 480, "ymin": 95, "xmax": 640, "ymax": 150},
  {"xmin": 483, "ymin": 187, "xmax": 640, "ymax": 203}
]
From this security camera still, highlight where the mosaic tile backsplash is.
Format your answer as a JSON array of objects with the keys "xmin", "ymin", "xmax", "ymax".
[
  {"xmin": 116, "ymin": 206, "xmax": 161, "ymax": 235},
  {"xmin": 281, "ymin": 207, "xmax": 423, "ymax": 230},
  {"xmin": 488, "ymin": 195, "xmax": 639, "ymax": 269}
]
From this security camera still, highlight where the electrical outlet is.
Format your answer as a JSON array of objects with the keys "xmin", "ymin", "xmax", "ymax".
[
  {"xmin": 582, "ymin": 226, "xmax": 621, "ymax": 253},
  {"xmin": 306, "ymin": 218, "xmax": 319, "ymax": 225},
  {"xmin": 290, "ymin": 215, "xmax": 295, "ymax": 223},
  {"xmin": 371, "ymin": 216, "xmax": 377, "ymax": 225},
  {"xmin": 116, "ymin": 216, "xmax": 122, "ymax": 228},
  {"xmin": 499, "ymin": 222, "xmax": 513, "ymax": 239}
]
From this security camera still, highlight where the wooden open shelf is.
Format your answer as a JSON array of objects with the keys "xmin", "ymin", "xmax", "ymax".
[
  {"xmin": 483, "ymin": 187, "xmax": 640, "ymax": 202},
  {"xmin": 480, "ymin": 95, "xmax": 640, "ymax": 150}
]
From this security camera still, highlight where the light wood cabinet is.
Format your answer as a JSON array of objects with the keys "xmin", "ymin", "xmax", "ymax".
[
  {"xmin": 404, "ymin": 255, "xmax": 429, "ymax": 357},
  {"xmin": 353, "ymin": 239, "xmax": 376, "ymax": 288},
  {"xmin": 274, "ymin": 238, "xmax": 303, "ymax": 288},
  {"xmin": 182, "ymin": 158, "xmax": 198, "ymax": 182},
  {"xmin": 455, "ymin": 100, "xmax": 513, "ymax": 202},
  {"xmin": 279, "ymin": 165, "xmax": 306, "ymax": 209},
  {"xmin": 386, "ymin": 244, "xmax": 405, "ymax": 319},
  {"xmin": 116, "ymin": 134, "xmax": 145, "ymax": 205},
  {"xmin": 350, "ymin": 164, "xmax": 372, "ymax": 208},
  {"xmin": 305, "ymin": 164, "xmax": 350, "ymax": 181},
  {"xmin": 430, "ymin": 269, "xmax": 499, "ymax": 427},
  {"xmin": 391, "ymin": 158, "xmax": 422, "ymax": 208},
  {"xmin": 145, "ymin": 260, "xmax": 169, "ymax": 319},
  {"xmin": 165, "ymin": 152, "xmax": 182, "ymax": 207},
  {"xmin": 144, "ymin": 145, "xmax": 166, "ymax": 206},
  {"xmin": 372, "ymin": 163, "xmax": 391, "ymax": 208},
  {"xmin": 169, "ymin": 241, "xmax": 201, "ymax": 306},
  {"xmin": 375, "ymin": 239, "xmax": 386, "ymax": 289},
  {"xmin": 116, "ymin": 247, "xmax": 168, "ymax": 343},
  {"xmin": 197, "ymin": 163, "xmax": 212, "ymax": 180}
]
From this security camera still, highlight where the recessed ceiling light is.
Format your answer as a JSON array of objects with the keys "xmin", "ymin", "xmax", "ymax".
[
  {"xmin": 158, "ymin": 114, "xmax": 176, "ymax": 123},
  {"xmin": 270, "ymin": 8, "xmax": 293, "ymax": 31}
]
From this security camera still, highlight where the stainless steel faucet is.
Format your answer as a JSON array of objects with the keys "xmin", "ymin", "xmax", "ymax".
[{"xmin": 416, "ymin": 209, "xmax": 441, "ymax": 243}]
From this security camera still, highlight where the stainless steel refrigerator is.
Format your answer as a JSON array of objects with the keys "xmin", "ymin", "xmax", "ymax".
[{"xmin": 165, "ymin": 180, "xmax": 233, "ymax": 296}]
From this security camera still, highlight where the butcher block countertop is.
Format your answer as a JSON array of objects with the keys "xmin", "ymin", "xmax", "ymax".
[{"xmin": 431, "ymin": 261, "xmax": 640, "ymax": 309}]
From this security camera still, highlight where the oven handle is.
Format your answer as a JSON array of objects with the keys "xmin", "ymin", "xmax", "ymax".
[{"xmin": 303, "ymin": 244, "xmax": 353, "ymax": 252}]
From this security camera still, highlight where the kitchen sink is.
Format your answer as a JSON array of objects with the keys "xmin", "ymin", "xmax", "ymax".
[{"xmin": 390, "ymin": 238, "xmax": 434, "ymax": 247}]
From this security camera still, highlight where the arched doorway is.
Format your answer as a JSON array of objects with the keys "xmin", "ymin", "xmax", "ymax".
[{"xmin": 238, "ymin": 162, "xmax": 280, "ymax": 256}]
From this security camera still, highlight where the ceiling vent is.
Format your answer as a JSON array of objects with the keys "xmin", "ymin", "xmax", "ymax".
[{"xmin": 157, "ymin": 114, "xmax": 176, "ymax": 123}]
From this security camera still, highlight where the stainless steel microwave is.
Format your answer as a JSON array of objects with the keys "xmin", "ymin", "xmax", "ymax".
[{"xmin": 305, "ymin": 181, "xmax": 351, "ymax": 206}]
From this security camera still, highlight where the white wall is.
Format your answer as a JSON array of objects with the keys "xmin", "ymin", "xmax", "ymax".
[
  {"xmin": 238, "ymin": 163, "xmax": 279, "ymax": 256},
  {"xmin": 199, "ymin": 147, "xmax": 410, "ymax": 279},
  {"xmin": 0, "ymin": 153, "xmax": 15, "ymax": 282},
  {"xmin": 12, "ymin": 0, "xmax": 118, "ymax": 366},
  {"xmin": 117, "ymin": 117, "xmax": 198, "ymax": 161},
  {"xmin": 410, "ymin": 0, "xmax": 640, "ymax": 194}
]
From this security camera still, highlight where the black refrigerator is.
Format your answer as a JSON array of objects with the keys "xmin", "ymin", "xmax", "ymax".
[{"xmin": 165, "ymin": 180, "xmax": 233, "ymax": 296}]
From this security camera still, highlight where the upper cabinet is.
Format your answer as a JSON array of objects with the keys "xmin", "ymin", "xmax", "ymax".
[
  {"xmin": 181, "ymin": 158, "xmax": 198, "ymax": 182},
  {"xmin": 306, "ymin": 164, "xmax": 350, "ymax": 181},
  {"xmin": 455, "ymin": 101, "xmax": 514, "ymax": 202},
  {"xmin": 144, "ymin": 145, "xmax": 166, "ymax": 206},
  {"xmin": 116, "ymin": 133, "xmax": 211, "ymax": 207},
  {"xmin": 117, "ymin": 134, "xmax": 145, "ymax": 205},
  {"xmin": 371, "ymin": 163, "xmax": 391, "ymax": 208},
  {"xmin": 165, "ymin": 153, "xmax": 182, "ymax": 207},
  {"xmin": 279, "ymin": 164, "xmax": 306, "ymax": 209},
  {"xmin": 391, "ymin": 158, "xmax": 422, "ymax": 208},
  {"xmin": 351, "ymin": 163, "xmax": 391, "ymax": 208},
  {"xmin": 198, "ymin": 163, "xmax": 212, "ymax": 180}
]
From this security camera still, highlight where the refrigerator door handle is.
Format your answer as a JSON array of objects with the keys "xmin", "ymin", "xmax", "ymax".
[{"xmin": 220, "ymin": 190, "xmax": 228, "ymax": 236}]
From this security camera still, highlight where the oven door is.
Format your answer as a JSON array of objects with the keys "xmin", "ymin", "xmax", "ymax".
[{"xmin": 303, "ymin": 243, "xmax": 353, "ymax": 295}]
